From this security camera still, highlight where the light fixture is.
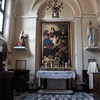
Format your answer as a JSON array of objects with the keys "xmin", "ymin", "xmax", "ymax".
[{"xmin": 47, "ymin": 0, "xmax": 63, "ymax": 18}]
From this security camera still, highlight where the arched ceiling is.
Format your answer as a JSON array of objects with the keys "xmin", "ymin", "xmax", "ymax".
[
  {"xmin": 32, "ymin": 0, "xmax": 99, "ymax": 16},
  {"xmin": 15, "ymin": 0, "xmax": 99, "ymax": 17},
  {"xmin": 90, "ymin": 0, "xmax": 99, "ymax": 15},
  {"xmin": 77, "ymin": 0, "xmax": 97, "ymax": 15},
  {"xmin": 32, "ymin": 0, "xmax": 81, "ymax": 16}
]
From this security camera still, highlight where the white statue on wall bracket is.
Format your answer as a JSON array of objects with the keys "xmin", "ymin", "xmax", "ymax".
[
  {"xmin": 87, "ymin": 20, "xmax": 99, "ymax": 47},
  {"xmin": 87, "ymin": 20, "xmax": 95, "ymax": 47},
  {"xmin": 18, "ymin": 31, "xmax": 29, "ymax": 46}
]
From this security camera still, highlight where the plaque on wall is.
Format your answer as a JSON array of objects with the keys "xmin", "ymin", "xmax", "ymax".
[{"xmin": 41, "ymin": 22, "xmax": 72, "ymax": 68}]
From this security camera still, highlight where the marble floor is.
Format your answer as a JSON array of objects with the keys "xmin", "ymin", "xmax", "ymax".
[{"xmin": 14, "ymin": 91, "xmax": 99, "ymax": 100}]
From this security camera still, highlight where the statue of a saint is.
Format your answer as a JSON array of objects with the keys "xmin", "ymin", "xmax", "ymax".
[
  {"xmin": 46, "ymin": 0, "xmax": 63, "ymax": 18},
  {"xmin": 52, "ymin": 7, "xmax": 59, "ymax": 18},
  {"xmin": 18, "ymin": 31, "xmax": 29, "ymax": 46},
  {"xmin": 87, "ymin": 20, "xmax": 95, "ymax": 47}
]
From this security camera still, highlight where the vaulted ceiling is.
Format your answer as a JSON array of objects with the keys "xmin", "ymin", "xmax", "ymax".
[{"xmin": 15, "ymin": 0, "xmax": 100, "ymax": 17}]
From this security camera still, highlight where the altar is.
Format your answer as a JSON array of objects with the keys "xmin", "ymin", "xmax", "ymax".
[{"xmin": 37, "ymin": 70, "xmax": 76, "ymax": 90}]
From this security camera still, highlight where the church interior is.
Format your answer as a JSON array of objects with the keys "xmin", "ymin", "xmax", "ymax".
[{"xmin": 0, "ymin": 0, "xmax": 100, "ymax": 100}]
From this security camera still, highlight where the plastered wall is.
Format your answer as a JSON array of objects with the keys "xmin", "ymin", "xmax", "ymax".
[{"xmin": 2, "ymin": 0, "xmax": 100, "ymax": 74}]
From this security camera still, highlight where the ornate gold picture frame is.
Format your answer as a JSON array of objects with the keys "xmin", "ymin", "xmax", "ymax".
[{"xmin": 41, "ymin": 21, "xmax": 72, "ymax": 67}]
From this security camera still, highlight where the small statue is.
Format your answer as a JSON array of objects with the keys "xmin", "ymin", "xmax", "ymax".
[
  {"xmin": 65, "ymin": 62, "xmax": 68, "ymax": 68},
  {"xmin": 87, "ymin": 20, "xmax": 95, "ymax": 47},
  {"xmin": 46, "ymin": 0, "xmax": 63, "ymax": 18},
  {"xmin": 18, "ymin": 31, "xmax": 29, "ymax": 46}
]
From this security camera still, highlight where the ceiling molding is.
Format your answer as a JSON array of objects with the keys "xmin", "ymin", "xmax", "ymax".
[
  {"xmin": 74, "ymin": 0, "xmax": 82, "ymax": 15},
  {"xmin": 90, "ymin": 0, "xmax": 99, "ymax": 15},
  {"xmin": 31, "ymin": 0, "xmax": 37, "ymax": 11},
  {"xmin": 14, "ymin": 15, "xmax": 38, "ymax": 19},
  {"xmin": 38, "ymin": 18, "xmax": 75, "ymax": 22},
  {"xmin": 82, "ymin": 14, "xmax": 97, "ymax": 18},
  {"xmin": 64, "ymin": 1, "xmax": 76, "ymax": 16}
]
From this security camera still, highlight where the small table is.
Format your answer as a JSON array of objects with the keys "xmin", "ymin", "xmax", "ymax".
[{"xmin": 37, "ymin": 70, "xmax": 76, "ymax": 90}]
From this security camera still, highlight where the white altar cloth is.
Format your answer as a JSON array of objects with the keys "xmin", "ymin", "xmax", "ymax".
[
  {"xmin": 37, "ymin": 70, "xmax": 76, "ymax": 87},
  {"xmin": 37, "ymin": 70, "xmax": 76, "ymax": 79}
]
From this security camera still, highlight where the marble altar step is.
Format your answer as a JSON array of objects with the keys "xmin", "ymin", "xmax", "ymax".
[{"xmin": 38, "ymin": 89, "xmax": 74, "ymax": 94}]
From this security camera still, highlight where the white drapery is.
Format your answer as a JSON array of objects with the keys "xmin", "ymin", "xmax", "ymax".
[{"xmin": 87, "ymin": 61, "xmax": 98, "ymax": 89}]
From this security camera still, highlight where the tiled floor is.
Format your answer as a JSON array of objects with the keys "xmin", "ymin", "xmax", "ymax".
[{"xmin": 14, "ymin": 91, "xmax": 98, "ymax": 100}]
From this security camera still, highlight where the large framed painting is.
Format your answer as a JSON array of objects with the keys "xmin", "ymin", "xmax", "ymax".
[{"xmin": 41, "ymin": 22, "xmax": 72, "ymax": 67}]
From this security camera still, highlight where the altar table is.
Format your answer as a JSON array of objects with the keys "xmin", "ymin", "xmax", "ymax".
[{"xmin": 37, "ymin": 70, "xmax": 76, "ymax": 89}]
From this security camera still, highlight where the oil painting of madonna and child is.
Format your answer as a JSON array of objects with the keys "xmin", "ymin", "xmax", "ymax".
[{"xmin": 41, "ymin": 22, "xmax": 72, "ymax": 68}]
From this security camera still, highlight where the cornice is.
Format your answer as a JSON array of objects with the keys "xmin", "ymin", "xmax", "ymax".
[{"xmin": 13, "ymin": 15, "xmax": 38, "ymax": 19}]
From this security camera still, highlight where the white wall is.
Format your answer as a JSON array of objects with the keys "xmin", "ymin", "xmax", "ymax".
[
  {"xmin": 12, "ymin": 18, "xmax": 37, "ymax": 74},
  {"xmin": 74, "ymin": 18, "xmax": 83, "ymax": 74},
  {"xmin": 3, "ymin": 0, "xmax": 100, "ymax": 74},
  {"xmin": 3, "ymin": 0, "xmax": 15, "ymax": 51},
  {"xmin": 38, "ymin": 3, "xmax": 74, "ymax": 19},
  {"xmin": 82, "ymin": 18, "xmax": 99, "ymax": 70}
]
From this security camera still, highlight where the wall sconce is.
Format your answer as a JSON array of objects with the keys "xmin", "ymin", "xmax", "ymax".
[{"xmin": 47, "ymin": 0, "xmax": 63, "ymax": 18}]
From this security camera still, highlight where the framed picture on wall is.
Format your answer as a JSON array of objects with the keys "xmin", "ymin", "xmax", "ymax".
[{"xmin": 41, "ymin": 21, "xmax": 72, "ymax": 67}]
